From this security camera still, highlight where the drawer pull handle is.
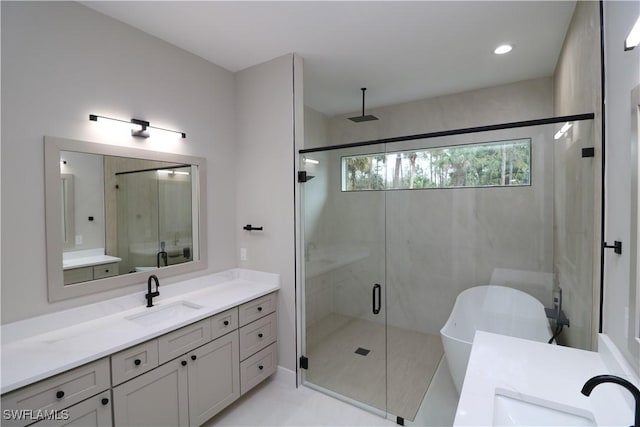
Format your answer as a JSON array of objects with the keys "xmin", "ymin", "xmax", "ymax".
[
  {"xmin": 191, "ymin": 355, "xmax": 197, "ymax": 361},
  {"xmin": 181, "ymin": 360, "xmax": 187, "ymax": 366},
  {"xmin": 224, "ymin": 320, "xmax": 229, "ymax": 326},
  {"xmin": 56, "ymin": 391, "xmax": 64, "ymax": 399},
  {"xmin": 257, "ymin": 306, "xmax": 263, "ymax": 312},
  {"xmin": 134, "ymin": 359, "xmax": 142, "ymax": 366},
  {"xmin": 101, "ymin": 398, "xmax": 109, "ymax": 406},
  {"xmin": 258, "ymin": 365, "xmax": 264, "ymax": 370},
  {"xmin": 105, "ymin": 269, "xmax": 109, "ymax": 273},
  {"xmin": 258, "ymin": 333, "xmax": 263, "ymax": 338}
]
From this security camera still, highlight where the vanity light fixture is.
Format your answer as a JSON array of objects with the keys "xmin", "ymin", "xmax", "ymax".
[
  {"xmin": 493, "ymin": 44, "xmax": 513, "ymax": 55},
  {"xmin": 89, "ymin": 114, "xmax": 186, "ymax": 139},
  {"xmin": 625, "ymin": 16, "xmax": 640, "ymax": 51}
]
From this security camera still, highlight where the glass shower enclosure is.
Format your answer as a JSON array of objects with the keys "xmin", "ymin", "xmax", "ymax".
[{"xmin": 299, "ymin": 116, "xmax": 596, "ymax": 423}]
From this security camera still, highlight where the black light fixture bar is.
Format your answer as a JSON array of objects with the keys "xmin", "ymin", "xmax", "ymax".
[{"xmin": 89, "ymin": 114, "xmax": 186, "ymax": 139}]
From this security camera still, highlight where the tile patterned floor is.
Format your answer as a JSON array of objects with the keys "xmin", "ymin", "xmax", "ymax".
[
  {"xmin": 306, "ymin": 313, "xmax": 444, "ymax": 421},
  {"xmin": 209, "ymin": 368, "xmax": 395, "ymax": 426}
]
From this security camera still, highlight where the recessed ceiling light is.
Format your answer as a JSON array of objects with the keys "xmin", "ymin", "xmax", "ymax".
[{"xmin": 494, "ymin": 44, "xmax": 513, "ymax": 55}]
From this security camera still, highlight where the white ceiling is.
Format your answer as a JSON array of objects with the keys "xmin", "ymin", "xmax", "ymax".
[{"xmin": 82, "ymin": 1, "xmax": 576, "ymax": 117}]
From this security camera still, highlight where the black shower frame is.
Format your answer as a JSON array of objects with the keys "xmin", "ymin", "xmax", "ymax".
[{"xmin": 299, "ymin": 113, "xmax": 594, "ymax": 154}]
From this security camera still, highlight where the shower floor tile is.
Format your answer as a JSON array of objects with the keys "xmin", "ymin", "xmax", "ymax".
[{"xmin": 305, "ymin": 313, "xmax": 444, "ymax": 421}]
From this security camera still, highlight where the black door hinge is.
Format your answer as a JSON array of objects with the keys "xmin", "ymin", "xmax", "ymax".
[
  {"xmin": 298, "ymin": 171, "xmax": 315, "ymax": 183},
  {"xmin": 299, "ymin": 356, "xmax": 309, "ymax": 370},
  {"xmin": 582, "ymin": 147, "xmax": 595, "ymax": 158},
  {"xmin": 603, "ymin": 240, "xmax": 622, "ymax": 254}
]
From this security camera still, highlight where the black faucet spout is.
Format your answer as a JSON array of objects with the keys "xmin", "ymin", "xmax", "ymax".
[
  {"xmin": 146, "ymin": 275, "xmax": 160, "ymax": 307},
  {"xmin": 582, "ymin": 374, "xmax": 640, "ymax": 427},
  {"xmin": 157, "ymin": 250, "xmax": 168, "ymax": 268}
]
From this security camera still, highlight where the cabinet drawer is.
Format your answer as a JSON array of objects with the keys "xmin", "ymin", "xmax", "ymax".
[
  {"xmin": 238, "ymin": 293, "xmax": 277, "ymax": 326},
  {"xmin": 210, "ymin": 307, "xmax": 238, "ymax": 340},
  {"xmin": 62, "ymin": 267, "xmax": 93, "ymax": 285},
  {"xmin": 239, "ymin": 312, "xmax": 277, "ymax": 361},
  {"xmin": 158, "ymin": 318, "xmax": 211, "ymax": 365},
  {"xmin": 93, "ymin": 263, "xmax": 118, "ymax": 279},
  {"xmin": 111, "ymin": 339, "xmax": 158, "ymax": 386},
  {"xmin": 1, "ymin": 358, "xmax": 110, "ymax": 427},
  {"xmin": 30, "ymin": 390, "xmax": 112, "ymax": 427},
  {"xmin": 240, "ymin": 342, "xmax": 277, "ymax": 395}
]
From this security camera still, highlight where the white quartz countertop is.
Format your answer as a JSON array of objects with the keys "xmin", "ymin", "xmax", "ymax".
[
  {"xmin": 62, "ymin": 254, "xmax": 122, "ymax": 270},
  {"xmin": 1, "ymin": 269, "xmax": 279, "ymax": 395},
  {"xmin": 454, "ymin": 331, "xmax": 635, "ymax": 426},
  {"xmin": 62, "ymin": 248, "xmax": 122, "ymax": 270}
]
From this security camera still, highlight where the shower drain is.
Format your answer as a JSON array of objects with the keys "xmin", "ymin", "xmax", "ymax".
[{"xmin": 354, "ymin": 347, "xmax": 370, "ymax": 356}]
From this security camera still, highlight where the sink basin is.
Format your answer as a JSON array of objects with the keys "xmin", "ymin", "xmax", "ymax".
[
  {"xmin": 493, "ymin": 390, "xmax": 596, "ymax": 426},
  {"xmin": 126, "ymin": 301, "xmax": 203, "ymax": 327}
]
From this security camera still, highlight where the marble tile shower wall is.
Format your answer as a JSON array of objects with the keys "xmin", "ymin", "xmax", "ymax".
[{"xmin": 313, "ymin": 131, "xmax": 554, "ymax": 336}]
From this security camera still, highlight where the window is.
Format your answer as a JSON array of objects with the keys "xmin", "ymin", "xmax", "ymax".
[{"xmin": 341, "ymin": 138, "xmax": 531, "ymax": 191}]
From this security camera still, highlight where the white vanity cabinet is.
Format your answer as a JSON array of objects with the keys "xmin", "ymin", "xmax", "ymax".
[
  {"xmin": 63, "ymin": 263, "xmax": 119, "ymax": 285},
  {"xmin": 110, "ymin": 294, "xmax": 277, "ymax": 426},
  {"xmin": 238, "ymin": 292, "xmax": 278, "ymax": 395},
  {"xmin": 112, "ymin": 328, "xmax": 240, "ymax": 427},
  {"xmin": 30, "ymin": 391, "xmax": 113, "ymax": 427},
  {"xmin": 0, "ymin": 358, "xmax": 111, "ymax": 427},
  {"xmin": 1, "ymin": 291, "xmax": 278, "ymax": 427},
  {"xmin": 186, "ymin": 332, "xmax": 240, "ymax": 426},
  {"xmin": 112, "ymin": 357, "xmax": 190, "ymax": 427}
]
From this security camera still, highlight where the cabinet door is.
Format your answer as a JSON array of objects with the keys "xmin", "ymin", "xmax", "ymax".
[
  {"xmin": 30, "ymin": 391, "xmax": 112, "ymax": 427},
  {"xmin": 187, "ymin": 331, "xmax": 240, "ymax": 426},
  {"xmin": 113, "ymin": 358, "xmax": 189, "ymax": 427}
]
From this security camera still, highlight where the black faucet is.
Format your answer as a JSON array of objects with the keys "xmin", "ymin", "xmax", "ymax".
[
  {"xmin": 157, "ymin": 241, "xmax": 168, "ymax": 268},
  {"xmin": 146, "ymin": 275, "xmax": 160, "ymax": 307},
  {"xmin": 582, "ymin": 374, "xmax": 640, "ymax": 427}
]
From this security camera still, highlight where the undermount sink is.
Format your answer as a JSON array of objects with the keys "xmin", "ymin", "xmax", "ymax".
[
  {"xmin": 126, "ymin": 301, "xmax": 203, "ymax": 327},
  {"xmin": 493, "ymin": 390, "xmax": 596, "ymax": 426}
]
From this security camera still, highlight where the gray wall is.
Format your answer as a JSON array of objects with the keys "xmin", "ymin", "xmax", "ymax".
[
  {"xmin": 553, "ymin": 0, "xmax": 602, "ymax": 350},
  {"xmin": 235, "ymin": 54, "xmax": 301, "ymax": 372},
  {"xmin": 60, "ymin": 151, "xmax": 105, "ymax": 251},
  {"xmin": 602, "ymin": 0, "xmax": 640, "ymax": 372},
  {"xmin": 1, "ymin": 2, "xmax": 237, "ymax": 323}
]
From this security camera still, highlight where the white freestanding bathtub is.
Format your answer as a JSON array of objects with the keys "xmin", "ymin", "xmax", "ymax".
[{"xmin": 440, "ymin": 285, "xmax": 553, "ymax": 394}]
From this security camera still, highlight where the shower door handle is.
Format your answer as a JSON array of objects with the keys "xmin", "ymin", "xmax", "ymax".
[{"xmin": 372, "ymin": 284, "xmax": 381, "ymax": 315}]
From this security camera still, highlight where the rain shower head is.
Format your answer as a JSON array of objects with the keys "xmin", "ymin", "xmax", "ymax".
[
  {"xmin": 349, "ymin": 114, "xmax": 379, "ymax": 123},
  {"xmin": 348, "ymin": 88, "xmax": 379, "ymax": 122}
]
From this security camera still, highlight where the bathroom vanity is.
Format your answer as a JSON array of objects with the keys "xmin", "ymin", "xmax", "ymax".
[{"xmin": 1, "ymin": 269, "xmax": 279, "ymax": 427}]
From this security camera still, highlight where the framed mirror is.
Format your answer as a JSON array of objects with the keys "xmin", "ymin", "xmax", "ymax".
[{"xmin": 44, "ymin": 136, "xmax": 207, "ymax": 302}]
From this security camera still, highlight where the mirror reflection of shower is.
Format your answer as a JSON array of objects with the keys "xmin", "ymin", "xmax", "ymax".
[{"xmin": 115, "ymin": 163, "xmax": 193, "ymax": 274}]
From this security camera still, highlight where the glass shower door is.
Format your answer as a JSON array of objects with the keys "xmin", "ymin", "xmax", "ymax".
[
  {"xmin": 116, "ymin": 169, "xmax": 160, "ymax": 274},
  {"xmin": 301, "ymin": 145, "xmax": 387, "ymax": 414}
]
